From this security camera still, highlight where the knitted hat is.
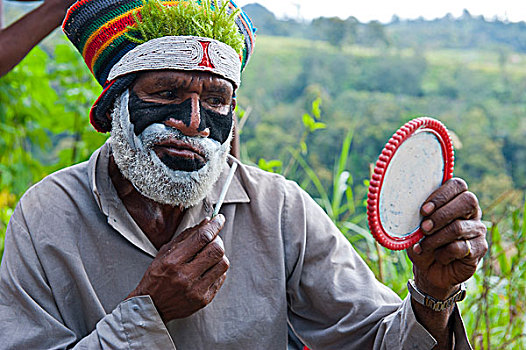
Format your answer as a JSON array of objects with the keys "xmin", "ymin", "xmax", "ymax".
[{"xmin": 62, "ymin": 0, "xmax": 256, "ymax": 132}]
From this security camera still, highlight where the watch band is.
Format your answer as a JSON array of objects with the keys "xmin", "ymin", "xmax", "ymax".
[{"xmin": 407, "ymin": 279, "xmax": 466, "ymax": 312}]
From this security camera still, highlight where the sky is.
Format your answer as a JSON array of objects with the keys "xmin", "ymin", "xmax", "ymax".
[{"xmin": 234, "ymin": 0, "xmax": 526, "ymax": 23}]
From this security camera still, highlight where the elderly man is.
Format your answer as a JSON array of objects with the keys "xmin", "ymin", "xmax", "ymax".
[{"xmin": 0, "ymin": 0, "xmax": 486, "ymax": 349}]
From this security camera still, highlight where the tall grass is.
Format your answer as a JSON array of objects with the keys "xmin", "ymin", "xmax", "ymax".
[{"xmin": 463, "ymin": 196, "xmax": 526, "ymax": 349}]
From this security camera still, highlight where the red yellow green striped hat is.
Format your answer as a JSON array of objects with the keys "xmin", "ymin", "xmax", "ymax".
[{"xmin": 62, "ymin": 0, "xmax": 256, "ymax": 132}]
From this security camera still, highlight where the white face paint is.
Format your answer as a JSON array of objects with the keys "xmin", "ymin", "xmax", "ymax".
[{"xmin": 109, "ymin": 90, "xmax": 232, "ymax": 208}]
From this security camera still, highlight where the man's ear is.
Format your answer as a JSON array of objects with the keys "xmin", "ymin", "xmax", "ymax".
[{"xmin": 106, "ymin": 110, "xmax": 112, "ymax": 122}]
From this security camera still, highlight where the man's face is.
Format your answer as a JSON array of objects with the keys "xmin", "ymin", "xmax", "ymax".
[
  {"xmin": 109, "ymin": 70, "xmax": 235, "ymax": 208},
  {"xmin": 130, "ymin": 70, "xmax": 235, "ymax": 172}
]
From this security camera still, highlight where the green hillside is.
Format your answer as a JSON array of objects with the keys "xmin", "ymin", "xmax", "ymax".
[{"xmin": 238, "ymin": 35, "xmax": 526, "ymax": 210}]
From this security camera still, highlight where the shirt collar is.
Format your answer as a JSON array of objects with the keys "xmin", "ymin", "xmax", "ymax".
[
  {"xmin": 208, "ymin": 156, "xmax": 249, "ymax": 206},
  {"xmin": 88, "ymin": 141, "xmax": 249, "ymax": 257}
]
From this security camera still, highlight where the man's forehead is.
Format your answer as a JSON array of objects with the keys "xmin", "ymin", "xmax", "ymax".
[{"xmin": 133, "ymin": 70, "xmax": 234, "ymax": 92}]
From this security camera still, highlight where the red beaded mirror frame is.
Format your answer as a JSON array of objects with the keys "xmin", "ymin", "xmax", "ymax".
[{"xmin": 367, "ymin": 117, "xmax": 455, "ymax": 251}]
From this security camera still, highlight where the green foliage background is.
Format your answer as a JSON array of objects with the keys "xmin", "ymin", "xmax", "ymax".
[{"xmin": 1, "ymin": 3, "xmax": 526, "ymax": 348}]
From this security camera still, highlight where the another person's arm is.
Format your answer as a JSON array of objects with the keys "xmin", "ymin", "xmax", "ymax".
[{"xmin": 0, "ymin": 0, "xmax": 75, "ymax": 77}]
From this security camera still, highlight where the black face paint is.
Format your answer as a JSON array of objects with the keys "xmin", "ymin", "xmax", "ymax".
[
  {"xmin": 158, "ymin": 153, "xmax": 206, "ymax": 172},
  {"xmin": 128, "ymin": 90, "xmax": 233, "ymax": 144}
]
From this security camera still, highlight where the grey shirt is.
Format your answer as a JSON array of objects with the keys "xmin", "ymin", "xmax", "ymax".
[{"xmin": 0, "ymin": 143, "xmax": 471, "ymax": 349}]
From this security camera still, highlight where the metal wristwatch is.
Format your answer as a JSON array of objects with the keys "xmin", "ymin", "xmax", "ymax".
[{"xmin": 407, "ymin": 279, "xmax": 466, "ymax": 312}]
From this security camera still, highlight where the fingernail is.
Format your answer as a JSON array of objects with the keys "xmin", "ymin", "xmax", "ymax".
[
  {"xmin": 422, "ymin": 202, "xmax": 435, "ymax": 215},
  {"xmin": 214, "ymin": 236, "xmax": 225, "ymax": 249},
  {"xmin": 213, "ymin": 214, "xmax": 225, "ymax": 226},
  {"xmin": 422, "ymin": 220, "xmax": 434, "ymax": 232},
  {"xmin": 414, "ymin": 243, "xmax": 422, "ymax": 255}
]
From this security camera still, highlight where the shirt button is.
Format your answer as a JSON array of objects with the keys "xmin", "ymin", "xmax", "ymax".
[{"xmin": 132, "ymin": 305, "xmax": 140, "ymax": 312}]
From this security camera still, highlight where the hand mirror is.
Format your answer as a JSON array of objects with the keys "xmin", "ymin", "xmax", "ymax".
[{"xmin": 367, "ymin": 117, "xmax": 454, "ymax": 250}]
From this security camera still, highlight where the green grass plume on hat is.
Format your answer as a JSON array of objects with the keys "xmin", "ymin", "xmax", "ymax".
[{"xmin": 126, "ymin": 0, "xmax": 245, "ymax": 56}]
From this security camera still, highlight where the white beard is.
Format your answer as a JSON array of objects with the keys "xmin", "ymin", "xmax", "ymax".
[{"xmin": 109, "ymin": 90, "xmax": 232, "ymax": 208}]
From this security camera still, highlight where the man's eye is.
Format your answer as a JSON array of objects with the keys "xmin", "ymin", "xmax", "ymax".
[
  {"xmin": 156, "ymin": 90, "xmax": 176, "ymax": 99},
  {"xmin": 207, "ymin": 97, "xmax": 224, "ymax": 106}
]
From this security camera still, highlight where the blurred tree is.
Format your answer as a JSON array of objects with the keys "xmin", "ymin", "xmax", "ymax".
[
  {"xmin": 311, "ymin": 16, "xmax": 357, "ymax": 49},
  {"xmin": 361, "ymin": 20, "xmax": 390, "ymax": 47}
]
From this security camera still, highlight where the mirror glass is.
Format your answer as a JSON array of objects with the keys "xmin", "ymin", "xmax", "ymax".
[{"xmin": 378, "ymin": 131, "xmax": 444, "ymax": 238}]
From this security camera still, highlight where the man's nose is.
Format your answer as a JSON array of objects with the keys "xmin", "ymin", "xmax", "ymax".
[{"xmin": 164, "ymin": 94, "xmax": 210, "ymax": 137}]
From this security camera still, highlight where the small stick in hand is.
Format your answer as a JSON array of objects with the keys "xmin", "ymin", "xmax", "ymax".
[{"xmin": 212, "ymin": 162, "xmax": 238, "ymax": 218}]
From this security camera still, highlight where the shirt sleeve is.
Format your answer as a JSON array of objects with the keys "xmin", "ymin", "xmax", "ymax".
[
  {"xmin": 281, "ymin": 181, "xmax": 471, "ymax": 350},
  {"xmin": 0, "ymin": 207, "xmax": 175, "ymax": 350}
]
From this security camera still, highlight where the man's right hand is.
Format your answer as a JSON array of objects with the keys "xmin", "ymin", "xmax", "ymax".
[{"xmin": 127, "ymin": 215, "xmax": 229, "ymax": 323}]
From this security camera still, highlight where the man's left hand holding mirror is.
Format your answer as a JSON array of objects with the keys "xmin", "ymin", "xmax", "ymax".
[{"xmin": 409, "ymin": 177, "xmax": 487, "ymax": 302}]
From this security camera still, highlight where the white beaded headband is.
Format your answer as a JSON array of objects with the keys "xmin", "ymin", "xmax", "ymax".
[{"xmin": 108, "ymin": 36, "xmax": 242, "ymax": 88}]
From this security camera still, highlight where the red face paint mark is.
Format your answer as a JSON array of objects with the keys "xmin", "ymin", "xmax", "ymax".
[{"xmin": 198, "ymin": 41, "xmax": 215, "ymax": 69}]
